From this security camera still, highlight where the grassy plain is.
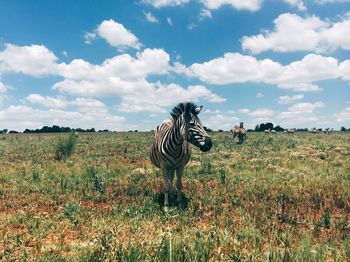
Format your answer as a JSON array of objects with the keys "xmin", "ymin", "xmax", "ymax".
[{"xmin": 0, "ymin": 131, "xmax": 350, "ymax": 261}]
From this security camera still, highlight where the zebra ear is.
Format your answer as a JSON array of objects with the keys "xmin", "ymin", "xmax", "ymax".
[{"xmin": 194, "ymin": 105, "xmax": 203, "ymax": 115}]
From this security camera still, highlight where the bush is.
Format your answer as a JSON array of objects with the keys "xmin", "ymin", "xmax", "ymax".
[{"xmin": 54, "ymin": 133, "xmax": 78, "ymax": 160}]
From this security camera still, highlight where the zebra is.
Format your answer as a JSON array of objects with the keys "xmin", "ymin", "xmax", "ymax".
[
  {"xmin": 150, "ymin": 102, "xmax": 212, "ymax": 211},
  {"xmin": 232, "ymin": 122, "xmax": 247, "ymax": 144}
]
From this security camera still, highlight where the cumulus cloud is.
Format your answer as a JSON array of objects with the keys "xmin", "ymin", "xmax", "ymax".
[
  {"xmin": 0, "ymin": 82, "xmax": 8, "ymax": 93},
  {"xmin": 240, "ymin": 108, "xmax": 275, "ymax": 117},
  {"xmin": 116, "ymin": 83, "xmax": 225, "ymax": 112},
  {"xmin": 185, "ymin": 52, "xmax": 343, "ymax": 91},
  {"xmin": 283, "ymin": 0, "xmax": 307, "ymax": 11},
  {"xmin": 84, "ymin": 32, "xmax": 97, "ymax": 44},
  {"xmin": 0, "ymin": 42, "xmax": 226, "ymax": 114},
  {"xmin": 26, "ymin": 94, "xmax": 68, "ymax": 108},
  {"xmin": 276, "ymin": 101, "xmax": 324, "ymax": 127},
  {"xmin": 241, "ymin": 12, "xmax": 350, "ymax": 54},
  {"xmin": 0, "ymin": 83, "xmax": 6, "ymax": 109},
  {"xmin": 0, "ymin": 44, "xmax": 58, "ymax": 77},
  {"xmin": 278, "ymin": 94, "xmax": 304, "ymax": 104},
  {"xmin": 143, "ymin": 0, "xmax": 189, "ymax": 8},
  {"xmin": 256, "ymin": 92, "xmax": 264, "ymax": 98},
  {"xmin": 0, "ymin": 105, "xmax": 132, "ymax": 132},
  {"xmin": 97, "ymin": 19, "xmax": 141, "ymax": 50},
  {"xmin": 315, "ymin": 0, "xmax": 350, "ymax": 4},
  {"xmin": 335, "ymin": 106, "xmax": 350, "ymax": 125},
  {"xmin": 339, "ymin": 60, "xmax": 350, "ymax": 80},
  {"xmin": 199, "ymin": 9, "xmax": 212, "ymax": 20},
  {"xmin": 143, "ymin": 0, "xmax": 262, "ymax": 11},
  {"xmin": 167, "ymin": 17, "xmax": 173, "ymax": 26},
  {"xmin": 26, "ymin": 94, "xmax": 109, "ymax": 115},
  {"xmin": 200, "ymin": 0, "xmax": 262, "ymax": 11},
  {"xmin": 144, "ymin": 11, "xmax": 159, "ymax": 23},
  {"xmin": 202, "ymin": 109, "xmax": 239, "ymax": 130}
]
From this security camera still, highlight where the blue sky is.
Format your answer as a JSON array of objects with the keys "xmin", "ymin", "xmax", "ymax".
[{"xmin": 0, "ymin": 0, "xmax": 349, "ymax": 131}]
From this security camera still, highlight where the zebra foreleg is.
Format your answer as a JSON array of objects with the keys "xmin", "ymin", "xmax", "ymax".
[
  {"xmin": 176, "ymin": 166, "xmax": 185, "ymax": 208},
  {"xmin": 162, "ymin": 168, "xmax": 174, "ymax": 212}
]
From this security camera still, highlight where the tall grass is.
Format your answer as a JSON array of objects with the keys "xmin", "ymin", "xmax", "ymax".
[
  {"xmin": 0, "ymin": 131, "xmax": 349, "ymax": 261},
  {"xmin": 54, "ymin": 133, "xmax": 78, "ymax": 160}
]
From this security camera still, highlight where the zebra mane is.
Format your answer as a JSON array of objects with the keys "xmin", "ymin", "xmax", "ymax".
[{"xmin": 170, "ymin": 102, "xmax": 199, "ymax": 120}]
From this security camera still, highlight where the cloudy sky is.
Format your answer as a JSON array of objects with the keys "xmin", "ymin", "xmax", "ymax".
[{"xmin": 0, "ymin": 0, "xmax": 349, "ymax": 131}]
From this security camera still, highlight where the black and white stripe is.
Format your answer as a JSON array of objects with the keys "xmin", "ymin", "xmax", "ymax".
[{"xmin": 150, "ymin": 102, "xmax": 212, "ymax": 211}]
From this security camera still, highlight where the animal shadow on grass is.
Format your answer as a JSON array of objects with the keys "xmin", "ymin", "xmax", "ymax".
[{"xmin": 154, "ymin": 191, "xmax": 189, "ymax": 210}]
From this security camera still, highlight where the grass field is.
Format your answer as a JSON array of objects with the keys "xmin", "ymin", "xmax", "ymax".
[{"xmin": 0, "ymin": 131, "xmax": 350, "ymax": 261}]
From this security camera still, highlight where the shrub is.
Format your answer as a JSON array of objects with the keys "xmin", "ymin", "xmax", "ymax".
[{"xmin": 54, "ymin": 133, "xmax": 78, "ymax": 160}]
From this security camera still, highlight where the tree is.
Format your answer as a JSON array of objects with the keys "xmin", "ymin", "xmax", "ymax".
[
  {"xmin": 341, "ymin": 126, "xmax": 347, "ymax": 132},
  {"xmin": 204, "ymin": 126, "xmax": 213, "ymax": 132},
  {"xmin": 275, "ymin": 125, "xmax": 284, "ymax": 132},
  {"xmin": 265, "ymin": 122, "xmax": 274, "ymax": 130}
]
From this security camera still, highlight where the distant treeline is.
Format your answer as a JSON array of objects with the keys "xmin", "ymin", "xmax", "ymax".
[
  {"xmin": 0, "ymin": 124, "xmax": 349, "ymax": 134},
  {"xmin": 0, "ymin": 125, "xmax": 110, "ymax": 134}
]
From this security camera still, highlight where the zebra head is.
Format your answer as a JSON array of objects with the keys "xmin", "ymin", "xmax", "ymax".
[{"xmin": 171, "ymin": 102, "xmax": 212, "ymax": 152}]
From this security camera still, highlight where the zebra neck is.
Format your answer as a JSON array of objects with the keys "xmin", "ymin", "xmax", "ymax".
[{"xmin": 170, "ymin": 121, "xmax": 185, "ymax": 148}]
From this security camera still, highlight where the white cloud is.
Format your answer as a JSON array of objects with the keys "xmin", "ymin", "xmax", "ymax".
[
  {"xmin": 116, "ymin": 83, "xmax": 225, "ymax": 112},
  {"xmin": 315, "ymin": 0, "xmax": 350, "ymax": 4},
  {"xmin": 167, "ymin": 17, "xmax": 173, "ymax": 26},
  {"xmin": 278, "ymin": 94, "xmax": 304, "ymax": 104},
  {"xmin": 240, "ymin": 108, "xmax": 275, "ymax": 117},
  {"xmin": 0, "ymin": 105, "xmax": 132, "ymax": 132},
  {"xmin": 144, "ymin": 11, "xmax": 159, "ymax": 23},
  {"xmin": 283, "ymin": 0, "xmax": 307, "ymax": 11},
  {"xmin": 97, "ymin": 19, "xmax": 141, "ymax": 50},
  {"xmin": 239, "ymin": 108, "xmax": 250, "ymax": 114},
  {"xmin": 48, "ymin": 47, "xmax": 224, "ymax": 112},
  {"xmin": 0, "ymin": 44, "xmax": 58, "ymax": 77},
  {"xmin": 26, "ymin": 94, "xmax": 69, "ymax": 108},
  {"xmin": 276, "ymin": 101, "xmax": 324, "ymax": 127},
  {"xmin": 56, "ymin": 48, "xmax": 170, "ymax": 83},
  {"xmin": 143, "ymin": 0, "xmax": 189, "ymax": 8},
  {"xmin": 0, "ymin": 82, "xmax": 8, "ymax": 93},
  {"xmin": 203, "ymin": 111, "xmax": 239, "ymax": 130},
  {"xmin": 288, "ymin": 101, "xmax": 324, "ymax": 112},
  {"xmin": 143, "ymin": 0, "xmax": 261, "ymax": 11},
  {"xmin": 25, "ymin": 94, "xmax": 109, "ymax": 114},
  {"xmin": 201, "ymin": 0, "xmax": 262, "ymax": 11},
  {"xmin": 339, "ymin": 60, "xmax": 350, "ymax": 80},
  {"xmin": 187, "ymin": 23, "xmax": 197, "ymax": 30},
  {"xmin": 335, "ymin": 106, "xmax": 350, "ymax": 125},
  {"xmin": 256, "ymin": 92, "xmax": 264, "ymax": 98},
  {"xmin": 199, "ymin": 9, "xmax": 212, "ymax": 20},
  {"xmin": 84, "ymin": 32, "xmax": 97, "ymax": 44},
  {"xmin": 188, "ymin": 52, "xmax": 282, "ymax": 84},
  {"xmin": 241, "ymin": 12, "xmax": 350, "ymax": 54},
  {"xmin": 0, "ymin": 82, "xmax": 7, "ymax": 109},
  {"xmin": 186, "ymin": 52, "xmax": 341, "ymax": 91}
]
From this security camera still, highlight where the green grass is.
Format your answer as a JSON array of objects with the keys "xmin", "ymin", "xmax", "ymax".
[{"xmin": 0, "ymin": 131, "xmax": 349, "ymax": 261}]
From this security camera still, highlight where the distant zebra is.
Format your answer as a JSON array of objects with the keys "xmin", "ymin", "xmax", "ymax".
[
  {"xmin": 232, "ymin": 122, "xmax": 247, "ymax": 144},
  {"xmin": 150, "ymin": 102, "xmax": 212, "ymax": 211},
  {"xmin": 309, "ymin": 128, "xmax": 318, "ymax": 133},
  {"xmin": 286, "ymin": 128, "xmax": 295, "ymax": 134}
]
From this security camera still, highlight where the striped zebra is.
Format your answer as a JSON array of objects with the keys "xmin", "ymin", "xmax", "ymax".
[{"xmin": 150, "ymin": 102, "xmax": 212, "ymax": 211}]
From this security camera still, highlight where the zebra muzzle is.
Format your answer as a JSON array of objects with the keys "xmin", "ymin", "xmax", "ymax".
[{"xmin": 199, "ymin": 136, "xmax": 212, "ymax": 152}]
